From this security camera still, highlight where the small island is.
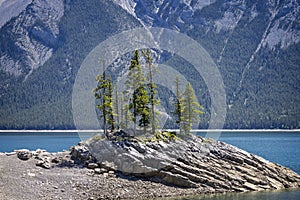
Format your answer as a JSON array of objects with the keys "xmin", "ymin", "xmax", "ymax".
[
  {"xmin": 1, "ymin": 50, "xmax": 299, "ymax": 199},
  {"xmin": 1, "ymin": 130, "xmax": 300, "ymax": 199}
]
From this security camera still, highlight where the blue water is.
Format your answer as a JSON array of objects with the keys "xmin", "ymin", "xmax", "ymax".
[
  {"xmin": 0, "ymin": 132, "xmax": 81, "ymax": 152},
  {"xmin": 170, "ymin": 188, "xmax": 300, "ymax": 200}
]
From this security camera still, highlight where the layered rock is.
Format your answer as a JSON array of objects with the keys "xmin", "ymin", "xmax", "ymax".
[
  {"xmin": 72, "ymin": 133, "xmax": 300, "ymax": 192},
  {"xmin": 11, "ymin": 132, "xmax": 300, "ymax": 196}
]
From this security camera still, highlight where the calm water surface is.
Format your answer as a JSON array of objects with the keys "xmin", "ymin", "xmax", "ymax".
[
  {"xmin": 0, "ymin": 132, "xmax": 81, "ymax": 152},
  {"xmin": 166, "ymin": 188, "xmax": 300, "ymax": 200}
]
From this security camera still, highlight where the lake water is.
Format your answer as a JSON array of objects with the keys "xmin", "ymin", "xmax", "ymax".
[
  {"xmin": 0, "ymin": 130, "xmax": 300, "ymax": 199},
  {"xmin": 0, "ymin": 131, "xmax": 82, "ymax": 152}
]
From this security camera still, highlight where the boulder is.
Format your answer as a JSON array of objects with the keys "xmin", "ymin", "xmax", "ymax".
[
  {"xmin": 17, "ymin": 150, "xmax": 32, "ymax": 161},
  {"xmin": 36, "ymin": 160, "xmax": 51, "ymax": 169},
  {"xmin": 70, "ymin": 144, "xmax": 94, "ymax": 164},
  {"xmin": 36, "ymin": 157, "xmax": 51, "ymax": 169}
]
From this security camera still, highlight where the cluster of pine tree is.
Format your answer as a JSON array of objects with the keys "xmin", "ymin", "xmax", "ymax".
[{"xmin": 94, "ymin": 49, "xmax": 203, "ymax": 138}]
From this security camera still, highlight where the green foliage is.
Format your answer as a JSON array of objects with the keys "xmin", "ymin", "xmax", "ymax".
[
  {"xmin": 113, "ymin": 85, "xmax": 120, "ymax": 127},
  {"xmin": 173, "ymin": 76, "xmax": 184, "ymax": 131},
  {"xmin": 124, "ymin": 49, "xmax": 160, "ymax": 134},
  {"xmin": 203, "ymin": 138, "xmax": 214, "ymax": 144},
  {"xmin": 94, "ymin": 70, "xmax": 115, "ymax": 136},
  {"xmin": 91, "ymin": 134, "xmax": 105, "ymax": 142},
  {"xmin": 142, "ymin": 49, "xmax": 160, "ymax": 134},
  {"xmin": 134, "ymin": 85, "xmax": 150, "ymax": 129},
  {"xmin": 126, "ymin": 50, "xmax": 148, "ymax": 134},
  {"xmin": 181, "ymin": 83, "xmax": 204, "ymax": 134},
  {"xmin": 139, "ymin": 131, "xmax": 178, "ymax": 143},
  {"xmin": 120, "ymin": 94, "xmax": 131, "ymax": 130}
]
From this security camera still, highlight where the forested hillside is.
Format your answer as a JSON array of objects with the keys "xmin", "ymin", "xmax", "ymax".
[{"xmin": 0, "ymin": 0, "xmax": 299, "ymax": 129}]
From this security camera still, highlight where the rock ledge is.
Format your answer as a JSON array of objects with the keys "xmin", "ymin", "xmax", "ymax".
[{"xmin": 70, "ymin": 132, "xmax": 300, "ymax": 192}]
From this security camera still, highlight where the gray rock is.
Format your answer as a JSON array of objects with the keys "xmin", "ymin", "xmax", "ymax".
[
  {"xmin": 94, "ymin": 168, "xmax": 102, "ymax": 174},
  {"xmin": 70, "ymin": 145, "xmax": 93, "ymax": 164},
  {"xmin": 36, "ymin": 158, "xmax": 51, "ymax": 169},
  {"xmin": 87, "ymin": 163, "xmax": 98, "ymax": 169},
  {"xmin": 130, "ymin": 143, "xmax": 146, "ymax": 154},
  {"xmin": 77, "ymin": 133, "xmax": 300, "ymax": 190},
  {"xmin": 51, "ymin": 157, "xmax": 60, "ymax": 164},
  {"xmin": 17, "ymin": 150, "xmax": 32, "ymax": 161},
  {"xmin": 160, "ymin": 171, "xmax": 198, "ymax": 188}
]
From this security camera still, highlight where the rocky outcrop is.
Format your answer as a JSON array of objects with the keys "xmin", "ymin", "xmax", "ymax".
[
  {"xmin": 71, "ymin": 133, "xmax": 300, "ymax": 192},
  {"xmin": 0, "ymin": 0, "xmax": 64, "ymax": 78},
  {"xmin": 13, "ymin": 133, "xmax": 300, "ymax": 193},
  {"xmin": 114, "ymin": 0, "xmax": 300, "ymax": 50}
]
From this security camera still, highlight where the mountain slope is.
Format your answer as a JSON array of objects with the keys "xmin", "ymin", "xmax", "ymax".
[
  {"xmin": 0, "ymin": 0, "xmax": 299, "ymax": 129},
  {"xmin": 114, "ymin": 0, "xmax": 300, "ymax": 129},
  {"xmin": 0, "ymin": 0, "xmax": 140, "ymax": 129}
]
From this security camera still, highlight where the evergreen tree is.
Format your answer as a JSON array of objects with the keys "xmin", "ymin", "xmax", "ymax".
[
  {"xmin": 182, "ymin": 82, "xmax": 203, "ymax": 134},
  {"xmin": 114, "ymin": 84, "xmax": 120, "ymax": 128},
  {"xmin": 106, "ymin": 76, "xmax": 115, "ymax": 132},
  {"xmin": 94, "ymin": 73, "xmax": 108, "ymax": 137},
  {"xmin": 93, "ymin": 63, "xmax": 115, "ymax": 138},
  {"xmin": 142, "ymin": 49, "xmax": 159, "ymax": 134},
  {"xmin": 134, "ymin": 85, "xmax": 150, "ymax": 133},
  {"xmin": 173, "ymin": 76, "xmax": 183, "ymax": 133},
  {"xmin": 125, "ymin": 50, "xmax": 150, "ymax": 135}
]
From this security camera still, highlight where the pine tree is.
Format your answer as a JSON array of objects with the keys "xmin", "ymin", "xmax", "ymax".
[
  {"xmin": 182, "ymin": 82, "xmax": 203, "ymax": 134},
  {"xmin": 142, "ymin": 49, "xmax": 159, "ymax": 134},
  {"xmin": 106, "ymin": 76, "xmax": 115, "ymax": 132},
  {"xmin": 94, "ymin": 74, "xmax": 106, "ymax": 137},
  {"xmin": 125, "ymin": 50, "xmax": 149, "ymax": 135},
  {"xmin": 173, "ymin": 76, "xmax": 183, "ymax": 133},
  {"xmin": 114, "ymin": 84, "xmax": 120, "ymax": 128},
  {"xmin": 135, "ymin": 85, "xmax": 150, "ymax": 133},
  {"xmin": 93, "ymin": 62, "xmax": 115, "ymax": 138}
]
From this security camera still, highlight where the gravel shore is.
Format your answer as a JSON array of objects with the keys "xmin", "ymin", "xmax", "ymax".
[{"xmin": 0, "ymin": 152, "xmax": 213, "ymax": 200}]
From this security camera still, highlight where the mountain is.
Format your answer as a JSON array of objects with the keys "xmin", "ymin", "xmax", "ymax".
[
  {"xmin": 0, "ymin": 0, "xmax": 140, "ymax": 129},
  {"xmin": 0, "ymin": 0, "xmax": 299, "ymax": 129}
]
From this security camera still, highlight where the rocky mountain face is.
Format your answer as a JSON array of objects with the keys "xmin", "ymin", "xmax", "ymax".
[
  {"xmin": 0, "ymin": 0, "xmax": 299, "ymax": 129},
  {"xmin": 113, "ymin": 0, "xmax": 300, "ymax": 128},
  {"xmin": 0, "ymin": 0, "xmax": 140, "ymax": 129},
  {"xmin": 0, "ymin": 0, "xmax": 64, "ymax": 78},
  {"xmin": 114, "ymin": 0, "xmax": 300, "ymax": 49}
]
